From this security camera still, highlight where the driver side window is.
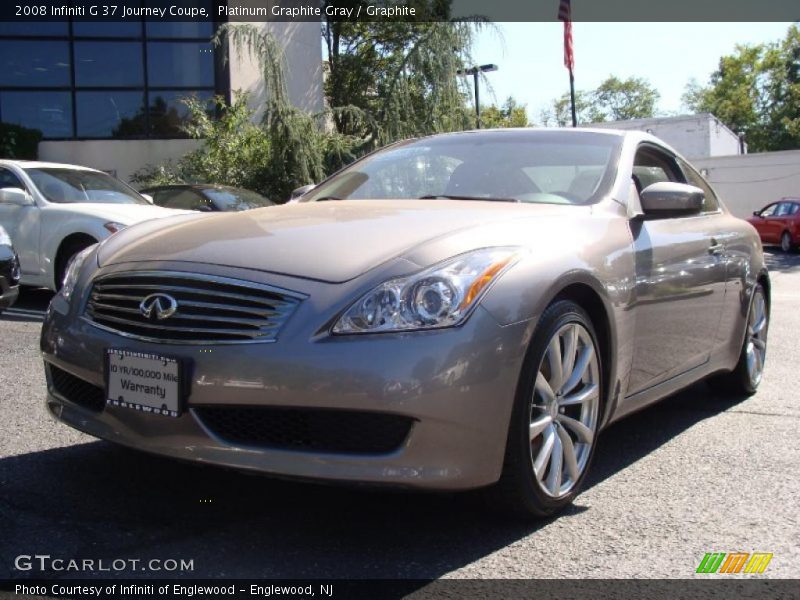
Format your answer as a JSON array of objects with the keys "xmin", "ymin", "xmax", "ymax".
[
  {"xmin": 0, "ymin": 167, "xmax": 25, "ymax": 191},
  {"xmin": 760, "ymin": 204, "xmax": 778, "ymax": 217},
  {"xmin": 632, "ymin": 146, "xmax": 683, "ymax": 196},
  {"xmin": 677, "ymin": 157, "xmax": 720, "ymax": 213}
]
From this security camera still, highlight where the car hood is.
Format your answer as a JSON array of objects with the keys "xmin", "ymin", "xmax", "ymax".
[
  {"xmin": 48, "ymin": 202, "xmax": 190, "ymax": 224},
  {"xmin": 97, "ymin": 200, "xmax": 579, "ymax": 283}
]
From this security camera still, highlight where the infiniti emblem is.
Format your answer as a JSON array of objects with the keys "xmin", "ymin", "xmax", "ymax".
[{"xmin": 140, "ymin": 293, "xmax": 178, "ymax": 321}]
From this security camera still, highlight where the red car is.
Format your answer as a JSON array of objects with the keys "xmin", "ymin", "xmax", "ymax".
[{"xmin": 747, "ymin": 198, "xmax": 800, "ymax": 252}]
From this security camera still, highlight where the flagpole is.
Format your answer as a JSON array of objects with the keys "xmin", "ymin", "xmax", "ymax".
[
  {"xmin": 569, "ymin": 71, "xmax": 577, "ymax": 127},
  {"xmin": 558, "ymin": 0, "xmax": 576, "ymax": 127}
]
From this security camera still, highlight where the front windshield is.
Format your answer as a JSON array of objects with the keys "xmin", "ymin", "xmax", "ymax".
[
  {"xmin": 204, "ymin": 188, "xmax": 275, "ymax": 210},
  {"xmin": 24, "ymin": 168, "xmax": 149, "ymax": 205},
  {"xmin": 304, "ymin": 131, "xmax": 622, "ymax": 205}
]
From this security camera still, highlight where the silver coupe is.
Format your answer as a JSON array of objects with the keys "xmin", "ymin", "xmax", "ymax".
[{"xmin": 41, "ymin": 129, "xmax": 769, "ymax": 517}]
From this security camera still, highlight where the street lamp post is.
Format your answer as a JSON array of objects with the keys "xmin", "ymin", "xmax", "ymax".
[{"xmin": 457, "ymin": 64, "xmax": 498, "ymax": 129}]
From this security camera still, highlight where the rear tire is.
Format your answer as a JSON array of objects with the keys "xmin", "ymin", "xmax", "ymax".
[
  {"xmin": 780, "ymin": 231, "xmax": 794, "ymax": 253},
  {"xmin": 492, "ymin": 300, "xmax": 603, "ymax": 518},
  {"xmin": 708, "ymin": 283, "xmax": 768, "ymax": 396}
]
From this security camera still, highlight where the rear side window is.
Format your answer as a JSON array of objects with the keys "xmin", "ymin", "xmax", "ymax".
[
  {"xmin": 156, "ymin": 189, "xmax": 210, "ymax": 211},
  {"xmin": 677, "ymin": 157, "xmax": 720, "ymax": 213}
]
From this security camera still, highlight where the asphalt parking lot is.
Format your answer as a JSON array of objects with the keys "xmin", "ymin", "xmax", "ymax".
[{"xmin": 1, "ymin": 249, "xmax": 798, "ymax": 581}]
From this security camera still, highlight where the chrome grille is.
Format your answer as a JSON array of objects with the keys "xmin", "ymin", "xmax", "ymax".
[{"xmin": 83, "ymin": 271, "xmax": 304, "ymax": 344}]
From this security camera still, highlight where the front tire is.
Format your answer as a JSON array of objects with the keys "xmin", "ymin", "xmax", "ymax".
[
  {"xmin": 709, "ymin": 283, "xmax": 768, "ymax": 395},
  {"xmin": 493, "ymin": 300, "xmax": 603, "ymax": 518}
]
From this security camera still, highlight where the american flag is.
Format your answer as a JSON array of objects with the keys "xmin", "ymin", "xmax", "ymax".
[{"xmin": 558, "ymin": 0, "xmax": 574, "ymax": 73}]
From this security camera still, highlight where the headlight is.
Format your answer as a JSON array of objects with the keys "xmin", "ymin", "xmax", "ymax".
[
  {"xmin": 333, "ymin": 247, "xmax": 523, "ymax": 334},
  {"xmin": 61, "ymin": 244, "xmax": 98, "ymax": 301}
]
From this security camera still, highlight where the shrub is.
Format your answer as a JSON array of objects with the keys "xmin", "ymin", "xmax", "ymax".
[{"xmin": 0, "ymin": 122, "xmax": 43, "ymax": 160}]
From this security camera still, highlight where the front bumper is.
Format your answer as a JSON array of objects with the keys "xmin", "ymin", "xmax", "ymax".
[
  {"xmin": 0, "ymin": 259, "xmax": 19, "ymax": 310},
  {"xmin": 41, "ymin": 264, "xmax": 532, "ymax": 490}
]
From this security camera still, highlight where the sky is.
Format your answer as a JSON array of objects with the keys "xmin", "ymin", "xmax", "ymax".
[{"xmin": 470, "ymin": 22, "xmax": 794, "ymax": 123}]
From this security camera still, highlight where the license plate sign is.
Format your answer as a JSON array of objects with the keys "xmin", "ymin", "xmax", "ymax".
[{"xmin": 106, "ymin": 350, "xmax": 181, "ymax": 417}]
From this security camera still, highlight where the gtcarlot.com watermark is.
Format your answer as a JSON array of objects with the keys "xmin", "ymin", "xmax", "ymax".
[{"xmin": 14, "ymin": 554, "xmax": 194, "ymax": 573}]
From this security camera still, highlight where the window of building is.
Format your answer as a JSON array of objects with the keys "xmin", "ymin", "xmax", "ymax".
[
  {"xmin": 148, "ymin": 90, "xmax": 214, "ymax": 137},
  {"xmin": 0, "ymin": 21, "xmax": 224, "ymax": 140},
  {"xmin": 76, "ymin": 91, "xmax": 146, "ymax": 138},
  {"xmin": 74, "ymin": 42, "xmax": 144, "ymax": 87},
  {"xmin": 0, "ymin": 40, "xmax": 71, "ymax": 87},
  {"xmin": 147, "ymin": 42, "xmax": 215, "ymax": 87},
  {"xmin": 0, "ymin": 91, "xmax": 73, "ymax": 138}
]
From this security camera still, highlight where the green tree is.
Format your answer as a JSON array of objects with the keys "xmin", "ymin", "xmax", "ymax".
[
  {"xmin": 131, "ymin": 94, "xmax": 274, "ymax": 195},
  {"xmin": 323, "ymin": 3, "xmax": 487, "ymax": 147},
  {"xmin": 480, "ymin": 97, "xmax": 531, "ymax": 128},
  {"xmin": 593, "ymin": 76, "xmax": 660, "ymax": 121},
  {"xmin": 541, "ymin": 76, "xmax": 660, "ymax": 125},
  {"xmin": 540, "ymin": 90, "xmax": 593, "ymax": 126},
  {"xmin": 683, "ymin": 24, "xmax": 800, "ymax": 152}
]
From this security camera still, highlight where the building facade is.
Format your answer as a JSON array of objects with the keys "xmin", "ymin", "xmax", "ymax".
[
  {"xmin": 591, "ymin": 113, "xmax": 745, "ymax": 159},
  {"xmin": 0, "ymin": 19, "xmax": 323, "ymax": 182}
]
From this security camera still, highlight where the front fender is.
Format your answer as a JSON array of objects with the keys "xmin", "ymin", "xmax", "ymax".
[{"xmin": 39, "ymin": 209, "xmax": 110, "ymax": 288}]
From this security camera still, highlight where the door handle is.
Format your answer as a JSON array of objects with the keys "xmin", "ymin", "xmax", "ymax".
[{"xmin": 709, "ymin": 239, "xmax": 723, "ymax": 254}]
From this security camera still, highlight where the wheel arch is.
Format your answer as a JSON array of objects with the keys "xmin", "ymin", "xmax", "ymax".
[
  {"xmin": 550, "ymin": 282, "xmax": 616, "ymax": 429},
  {"xmin": 528, "ymin": 273, "xmax": 620, "ymax": 430},
  {"xmin": 757, "ymin": 268, "xmax": 771, "ymax": 315},
  {"xmin": 54, "ymin": 232, "xmax": 97, "ymax": 289}
]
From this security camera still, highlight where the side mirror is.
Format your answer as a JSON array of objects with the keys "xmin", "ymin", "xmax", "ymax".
[
  {"xmin": 0, "ymin": 187, "xmax": 33, "ymax": 206},
  {"xmin": 752, "ymin": 210, "xmax": 762, "ymax": 217},
  {"xmin": 141, "ymin": 193, "xmax": 154, "ymax": 204},
  {"xmin": 639, "ymin": 182, "xmax": 704, "ymax": 215},
  {"xmin": 290, "ymin": 184, "xmax": 315, "ymax": 201}
]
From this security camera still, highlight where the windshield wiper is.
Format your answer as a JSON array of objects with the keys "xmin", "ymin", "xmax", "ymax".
[
  {"xmin": 418, "ymin": 194, "xmax": 520, "ymax": 203},
  {"xmin": 314, "ymin": 196, "xmax": 343, "ymax": 202}
]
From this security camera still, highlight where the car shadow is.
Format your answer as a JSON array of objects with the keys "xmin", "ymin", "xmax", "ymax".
[
  {"xmin": 0, "ymin": 287, "xmax": 53, "ymax": 323},
  {"xmin": 763, "ymin": 248, "xmax": 800, "ymax": 273},
  {"xmin": 0, "ymin": 382, "xmax": 746, "ymax": 581}
]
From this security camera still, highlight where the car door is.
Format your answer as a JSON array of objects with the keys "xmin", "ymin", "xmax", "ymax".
[
  {"xmin": 627, "ymin": 145, "xmax": 728, "ymax": 395},
  {"xmin": 751, "ymin": 203, "xmax": 777, "ymax": 242},
  {"xmin": 773, "ymin": 201, "xmax": 793, "ymax": 242},
  {"xmin": 0, "ymin": 166, "xmax": 40, "ymax": 277}
]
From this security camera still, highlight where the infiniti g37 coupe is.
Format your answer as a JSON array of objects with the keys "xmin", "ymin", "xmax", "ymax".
[{"xmin": 41, "ymin": 129, "xmax": 769, "ymax": 517}]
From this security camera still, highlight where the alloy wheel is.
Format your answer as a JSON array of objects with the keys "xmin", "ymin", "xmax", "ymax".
[
  {"xmin": 745, "ymin": 287, "xmax": 768, "ymax": 387},
  {"xmin": 529, "ymin": 322, "xmax": 600, "ymax": 498}
]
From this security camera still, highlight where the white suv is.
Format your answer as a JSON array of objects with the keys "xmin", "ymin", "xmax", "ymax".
[{"xmin": 0, "ymin": 160, "xmax": 189, "ymax": 290}]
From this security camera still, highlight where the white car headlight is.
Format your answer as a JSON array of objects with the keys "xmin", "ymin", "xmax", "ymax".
[
  {"xmin": 61, "ymin": 244, "xmax": 98, "ymax": 301},
  {"xmin": 333, "ymin": 247, "xmax": 523, "ymax": 334}
]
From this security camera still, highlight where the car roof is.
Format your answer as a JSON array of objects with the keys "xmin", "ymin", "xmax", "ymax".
[
  {"xmin": 410, "ymin": 127, "xmax": 681, "ymax": 155},
  {"xmin": 0, "ymin": 159, "xmax": 100, "ymax": 171}
]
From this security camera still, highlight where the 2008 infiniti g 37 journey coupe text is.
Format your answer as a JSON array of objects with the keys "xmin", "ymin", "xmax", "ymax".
[{"xmin": 41, "ymin": 129, "xmax": 769, "ymax": 517}]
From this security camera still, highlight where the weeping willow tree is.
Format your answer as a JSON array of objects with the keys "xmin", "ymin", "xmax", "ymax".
[{"xmin": 323, "ymin": 14, "xmax": 490, "ymax": 147}]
